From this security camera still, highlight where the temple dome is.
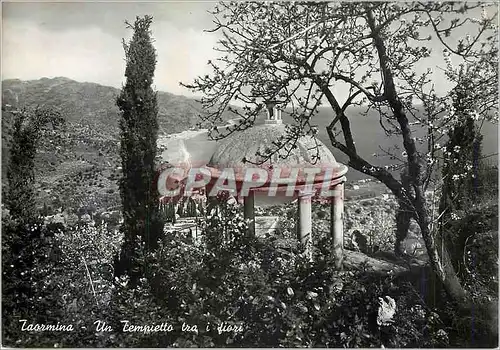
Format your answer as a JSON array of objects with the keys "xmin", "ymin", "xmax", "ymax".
[{"xmin": 209, "ymin": 123, "xmax": 342, "ymax": 171}]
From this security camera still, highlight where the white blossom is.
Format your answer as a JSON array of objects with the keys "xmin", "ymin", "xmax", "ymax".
[
  {"xmin": 377, "ymin": 296, "xmax": 396, "ymax": 326},
  {"xmin": 471, "ymin": 110, "xmax": 480, "ymax": 121}
]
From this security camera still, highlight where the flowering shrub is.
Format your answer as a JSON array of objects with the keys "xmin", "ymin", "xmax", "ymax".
[
  {"xmin": 101, "ymin": 207, "xmax": 445, "ymax": 348},
  {"xmin": 2, "ymin": 218, "xmax": 66, "ymax": 347},
  {"xmin": 2, "ymin": 218, "xmax": 122, "ymax": 347},
  {"xmin": 3, "ymin": 201, "xmax": 487, "ymax": 347}
]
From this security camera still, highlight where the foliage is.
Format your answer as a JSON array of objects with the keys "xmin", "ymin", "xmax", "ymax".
[
  {"xmin": 436, "ymin": 67, "xmax": 497, "ymax": 305},
  {"xmin": 102, "ymin": 207, "xmax": 444, "ymax": 347},
  {"xmin": 4, "ymin": 199, "xmax": 497, "ymax": 347},
  {"xmin": 2, "ymin": 219, "xmax": 61, "ymax": 346},
  {"xmin": 2, "ymin": 217, "xmax": 122, "ymax": 347},
  {"xmin": 6, "ymin": 107, "xmax": 64, "ymax": 221},
  {"xmin": 439, "ymin": 80, "xmax": 484, "ymax": 216},
  {"xmin": 115, "ymin": 15, "xmax": 163, "ymax": 281},
  {"xmin": 433, "ymin": 185, "xmax": 498, "ymax": 348},
  {"xmin": 444, "ymin": 202, "xmax": 498, "ymax": 291}
]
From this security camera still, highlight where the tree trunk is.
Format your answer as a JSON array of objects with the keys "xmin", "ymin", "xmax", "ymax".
[
  {"xmin": 395, "ymin": 207, "xmax": 412, "ymax": 256},
  {"xmin": 395, "ymin": 168, "xmax": 413, "ymax": 256},
  {"xmin": 416, "ymin": 201, "xmax": 467, "ymax": 304},
  {"xmin": 364, "ymin": 5, "xmax": 467, "ymax": 304}
]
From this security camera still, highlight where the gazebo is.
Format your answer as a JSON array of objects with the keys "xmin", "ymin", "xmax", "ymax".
[{"xmin": 206, "ymin": 101, "xmax": 348, "ymax": 265}]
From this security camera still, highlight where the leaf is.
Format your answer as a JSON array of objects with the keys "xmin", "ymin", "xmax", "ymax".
[
  {"xmin": 298, "ymin": 304, "xmax": 308, "ymax": 313},
  {"xmin": 306, "ymin": 291, "xmax": 318, "ymax": 299}
]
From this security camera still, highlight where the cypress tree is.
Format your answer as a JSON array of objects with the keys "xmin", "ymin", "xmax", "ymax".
[
  {"xmin": 439, "ymin": 79, "xmax": 484, "ymax": 279},
  {"xmin": 6, "ymin": 108, "xmax": 63, "ymax": 222},
  {"xmin": 7, "ymin": 111, "xmax": 37, "ymax": 221},
  {"xmin": 114, "ymin": 16, "xmax": 163, "ymax": 281},
  {"xmin": 440, "ymin": 81, "xmax": 484, "ymax": 216},
  {"xmin": 3, "ymin": 107, "xmax": 64, "ymax": 339}
]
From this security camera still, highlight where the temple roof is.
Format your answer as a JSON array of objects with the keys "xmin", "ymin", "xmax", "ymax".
[{"xmin": 208, "ymin": 123, "xmax": 343, "ymax": 171}]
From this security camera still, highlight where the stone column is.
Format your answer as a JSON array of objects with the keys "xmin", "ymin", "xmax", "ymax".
[
  {"xmin": 243, "ymin": 190, "xmax": 255, "ymax": 235},
  {"xmin": 298, "ymin": 190, "xmax": 314, "ymax": 256},
  {"xmin": 330, "ymin": 182, "xmax": 345, "ymax": 269}
]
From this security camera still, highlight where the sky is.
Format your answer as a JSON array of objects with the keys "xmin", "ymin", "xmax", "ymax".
[
  {"xmin": 2, "ymin": 1, "xmax": 496, "ymax": 101},
  {"xmin": 2, "ymin": 1, "xmax": 220, "ymax": 97}
]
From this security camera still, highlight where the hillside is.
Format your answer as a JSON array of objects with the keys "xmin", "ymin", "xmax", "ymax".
[
  {"xmin": 1, "ymin": 77, "xmax": 236, "ymax": 213},
  {"xmin": 2, "ymin": 77, "xmax": 220, "ymax": 134}
]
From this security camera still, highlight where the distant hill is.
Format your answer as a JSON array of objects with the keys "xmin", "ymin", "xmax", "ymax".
[{"xmin": 2, "ymin": 77, "xmax": 223, "ymax": 135}]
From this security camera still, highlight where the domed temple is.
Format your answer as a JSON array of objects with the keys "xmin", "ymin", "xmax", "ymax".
[{"xmin": 205, "ymin": 100, "xmax": 348, "ymax": 262}]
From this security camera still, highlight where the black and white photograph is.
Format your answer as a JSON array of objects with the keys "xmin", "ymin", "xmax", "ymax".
[{"xmin": 1, "ymin": 1, "xmax": 498, "ymax": 348}]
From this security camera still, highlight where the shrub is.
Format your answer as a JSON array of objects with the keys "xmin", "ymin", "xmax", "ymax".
[
  {"xmin": 2, "ymin": 218, "xmax": 122, "ymax": 347},
  {"xmin": 2, "ymin": 200, "xmax": 465, "ymax": 348},
  {"xmin": 102, "ymin": 202, "xmax": 445, "ymax": 348}
]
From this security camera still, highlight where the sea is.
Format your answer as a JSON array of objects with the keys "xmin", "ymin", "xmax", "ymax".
[{"xmin": 288, "ymin": 107, "xmax": 498, "ymax": 182}]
